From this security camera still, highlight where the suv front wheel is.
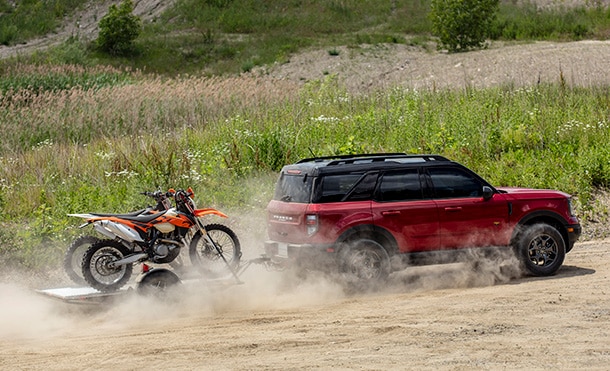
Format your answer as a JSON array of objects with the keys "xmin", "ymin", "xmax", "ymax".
[
  {"xmin": 340, "ymin": 239, "xmax": 391, "ymax": 290},
  {"xmin": 516, "ymin": 224, "xmax": 566, "ymax": 276}
]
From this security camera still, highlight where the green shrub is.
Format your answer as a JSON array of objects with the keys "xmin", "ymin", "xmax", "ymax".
[
  {"xmin": 97, "ymin": 0, "xmax": 142, "ymax": 56},
  {"xmin": 430, "ymin": 0, "xmax": 499, "ymax": 52}
]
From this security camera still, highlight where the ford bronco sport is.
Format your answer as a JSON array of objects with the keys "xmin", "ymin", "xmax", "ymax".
[{"xmin": 264, "ymin": 153, "xmax": 581, "ymax": 283}]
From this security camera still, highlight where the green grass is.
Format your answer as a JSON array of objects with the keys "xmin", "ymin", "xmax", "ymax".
[
  {"xmin": 0, "ymin": 0, "xmax": 89, "ymax": 46},
  {"xmin": 492, "ymin": 2, "xmax": 610, "ymax": 40}
]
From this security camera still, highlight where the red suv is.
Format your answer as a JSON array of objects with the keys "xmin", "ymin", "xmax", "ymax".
[{"xmin": 264, "ymin": 154, "xmax": 581, "ymax": 284}]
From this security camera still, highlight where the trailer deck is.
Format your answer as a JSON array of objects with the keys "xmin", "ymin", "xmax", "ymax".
[{"xmin": 37, "ymin": 257, "xmax": 277, "ymax": 305}]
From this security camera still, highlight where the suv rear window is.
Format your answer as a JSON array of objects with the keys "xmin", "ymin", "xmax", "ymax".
[{"xmin": 273, "ymin": 173, "xmax": 313, "ymax": 203}]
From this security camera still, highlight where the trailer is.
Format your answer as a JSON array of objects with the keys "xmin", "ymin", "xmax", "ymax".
[{"xmin": 37, "ymin": 257, "xmax": 276, "ymax": 305}]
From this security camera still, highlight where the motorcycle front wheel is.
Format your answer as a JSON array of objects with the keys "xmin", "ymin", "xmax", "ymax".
[
  {"xmin": 189, "ymin": 224, "xmax": 241, "ymax": 278},
  {"xmin": 82, "ymin": 239, "xmax": 133, "ymax": 292}
]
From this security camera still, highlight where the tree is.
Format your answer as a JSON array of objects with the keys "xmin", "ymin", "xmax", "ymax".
[
  {"xmin": 97, "ymin": 0, "xmax": 142, "ymax": 55},
  {"xmin": 429, "ymin": 0, "xmax": 499, "ymax": 53}
]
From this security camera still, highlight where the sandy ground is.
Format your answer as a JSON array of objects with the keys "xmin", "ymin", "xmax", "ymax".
[{"xmin": 1, "ymin": 238, "xmax": 609, "ymax": 370}]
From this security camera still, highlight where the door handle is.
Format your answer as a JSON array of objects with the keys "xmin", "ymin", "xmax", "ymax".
[
  {"xmin": 444, "ymin": 207, "xmax": 462, "ymax": 212},
  {"xmin": 381, "ymin": 210, "xmax": 401, "ymax": 216}
]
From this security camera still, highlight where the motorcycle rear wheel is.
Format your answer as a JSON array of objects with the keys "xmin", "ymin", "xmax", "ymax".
[
  {"xmin": 189, "ymin": 224, "xmax": 241, "ymax": 278},
  {"xmin": 82, "ymin": 239, "xmax": 133, "ymax": 292},
  {"xmin": 63, "ymin": 235, "xmax": 100, "ymax": 285}
]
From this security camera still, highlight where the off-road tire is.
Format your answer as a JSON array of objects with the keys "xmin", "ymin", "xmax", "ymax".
[
  {"xmin": 516, "ymin": 224, "xmax": 566, "ymax": 276},
  {"xmin": 63, "ymin": 235, "xmax": 100, "ymax": 285},
  {"xmin": 340, "ymin": 239, "xmax": 391, "ymax": 291},
  {"xmin": 137, "ymin": 269, "xmax": 182, "ymax": 300},
  {"xmin": 189, "ymin": 224, "xmax": 242, "ymax": 278},
  {"xmin": 82, "ymin": 239, "xmax": 133, "ymax": 292}
]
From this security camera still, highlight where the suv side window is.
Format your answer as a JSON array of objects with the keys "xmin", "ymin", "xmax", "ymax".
[
  {"xmin": 428, "ymin": 167, "xmax": 483, "ymax": 199},
  {"xmin": 315, "ymin": 173, "xmax": 364, "ymax": 203},
  {"xmin": 345, "ymin": 173, "xmax": 378, "ymax": 201},
  {"xmin": 376, "ymin": 169, "xmax": 423, "ymax": 202}
]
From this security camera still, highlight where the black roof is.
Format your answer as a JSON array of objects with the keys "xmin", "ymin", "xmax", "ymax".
[{"xmin": 284, "ymin": 153, "xmax": 454, "ymax": 176}]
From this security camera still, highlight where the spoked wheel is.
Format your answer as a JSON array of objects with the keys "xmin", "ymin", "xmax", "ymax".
[
  {"xmin": 137, "ymin": 269, "xmax": 182, "ymax": 300},
  {"xmin": 516, "ymin": 224, "xmax": 566, "ymax": 276},
  {"xmin": 63, "ymin": 235, "xmax": 100, "ymax": 285},
  {"xmin": 189, "ymin": 224, "xmax": 241, "ymax": 278},
  {"xmin": 82, "ymin": 239, "xmax": 133, "ymax": 292}
]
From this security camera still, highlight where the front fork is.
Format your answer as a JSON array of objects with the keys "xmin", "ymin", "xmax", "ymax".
[{"xmin": 194, "ymin": 219, "xmax": 243, "ymax": 284}]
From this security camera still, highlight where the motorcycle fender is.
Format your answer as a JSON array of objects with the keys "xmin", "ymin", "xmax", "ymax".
[
  {"xmin": 194, "ymin": 208, "xmax": 228, "ymax": 218},
  {"xmin": 95, "ymin": 220, "xmax": 144, "ymax": 243}
]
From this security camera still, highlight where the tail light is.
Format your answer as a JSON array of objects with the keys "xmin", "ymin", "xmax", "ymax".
[{"xmin": 306, "ymin": 214, "xmax": 318, "ymax": 236}]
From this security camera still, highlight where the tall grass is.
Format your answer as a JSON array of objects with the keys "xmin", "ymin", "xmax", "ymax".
[
  {"xmin": 1, "ymin": 70, "xmax": 608, "ymax": 240},
  {"xmin": 0, "ymin": 65, "xmax": 300, "ymax": 153}
]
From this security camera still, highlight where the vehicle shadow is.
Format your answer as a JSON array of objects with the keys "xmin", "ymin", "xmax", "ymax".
[
  {"xmin": 374, "ymin": 261, "xmax": 596, "ymax": 295},
  {"xmin": 525, "ymin": 264, "xmax": 596, "ymax": 281}
]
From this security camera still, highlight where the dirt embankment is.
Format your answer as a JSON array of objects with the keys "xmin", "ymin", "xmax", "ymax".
[{"xmin": 260, "ymin": 40, "xmax": 610, "ymax": 93}]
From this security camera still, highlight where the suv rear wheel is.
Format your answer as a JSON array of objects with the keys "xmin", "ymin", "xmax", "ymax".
[
  {"xmin": 516, "ymin": 224, "xmax": 566, "ymax": 276},
  {"xmin": 340, "ymin": 239, "xmax": 390, "ymax": 289}
]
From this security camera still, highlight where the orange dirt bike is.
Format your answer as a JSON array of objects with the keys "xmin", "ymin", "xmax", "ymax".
[
  {"xmin": 63, "ymin": 190, "xmax": 173, "ymax": 285},
  {"xmin": 69, "ymin": 188, "xmax": 241, "ymax": 292}
]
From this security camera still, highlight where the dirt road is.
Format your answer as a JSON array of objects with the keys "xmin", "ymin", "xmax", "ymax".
[{"xmin": 1, "ymin": 239, "xmax": 609, "ymax": 370}]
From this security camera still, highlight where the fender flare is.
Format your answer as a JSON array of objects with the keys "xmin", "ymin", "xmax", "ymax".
[
  {"xmin": 511, "ymin": 210, "xmax": 570, "ymax": 246},
  {"xmin": 336, "ymin": 224, "xmax": 399, "ymax": 256}
]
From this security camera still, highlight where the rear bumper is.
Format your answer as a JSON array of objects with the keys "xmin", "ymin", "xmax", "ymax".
[{"xmin": 263, "ymin": 240, "xmax": 336, "ymax": 270}]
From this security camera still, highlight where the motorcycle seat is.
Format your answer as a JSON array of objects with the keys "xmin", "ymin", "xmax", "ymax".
[{"xmin": 119, "ymin": 210, "xmax": 169, "ymax": 222}]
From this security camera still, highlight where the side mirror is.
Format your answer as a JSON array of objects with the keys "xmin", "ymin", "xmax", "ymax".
[{"xmin": 482, "ymin": 186, "xmax": 494, "ymax": 200}]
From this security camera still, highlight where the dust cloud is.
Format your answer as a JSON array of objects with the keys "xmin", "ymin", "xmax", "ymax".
[
  {"xmin": 0, "ymin": 248, "xmax": 521, "ymax": 343},
  {"xmin": 0, "ymin": 283, "xmax": 77, "ymax": 340},
  {"xmin": 0, "ymin": 208, "xmax": 524, "ymax": 342}
]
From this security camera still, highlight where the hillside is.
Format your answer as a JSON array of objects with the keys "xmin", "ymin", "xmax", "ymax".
[
  {"xmin": 0, "ymin": 0, "xmax": 174, "ymax": 59},
  {"xmin": 1, "ymin": 0, "xmax": 610, "ymax": 93}
]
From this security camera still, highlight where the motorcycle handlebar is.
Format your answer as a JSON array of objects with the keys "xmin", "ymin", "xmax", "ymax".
[
  {"xmin": 141, "ymin": 190, "xmax": 173, "ymax": 203},
  {"xmin": 142, "ymin": 188, "xmax": 194, "ymax": 204}
]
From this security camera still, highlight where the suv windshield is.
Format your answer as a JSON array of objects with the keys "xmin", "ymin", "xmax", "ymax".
[{"xmin": 273, "ymin": 173, "xmax": 313, "ymax": 203}]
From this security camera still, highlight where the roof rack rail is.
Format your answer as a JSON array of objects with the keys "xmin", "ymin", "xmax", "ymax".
[
  {"xmin": 297, "ymin": 153, "xmax": 449, "ymax": 165},
  {"xmin": 297, "ymin": 153, "xmax": 407, "ymax": 164}
]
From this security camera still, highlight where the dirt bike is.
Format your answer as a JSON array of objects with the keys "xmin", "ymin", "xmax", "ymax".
[
  {"xmin": 63, "ymin": 190, "xmax": 173, "ymax": 285},
  {"xmin": 69, "ymin": 187, "xmax": 241, "ymax": 292}
]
